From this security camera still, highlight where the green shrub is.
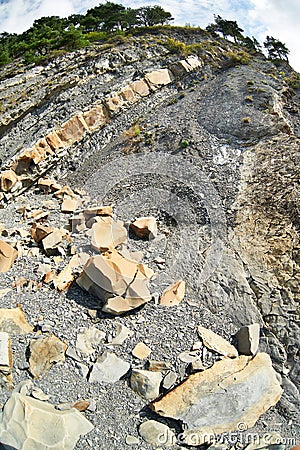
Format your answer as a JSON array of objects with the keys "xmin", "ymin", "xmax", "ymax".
[{"xmin": 180, "ymin": 139, "xmax": 190, "ymax": 148}]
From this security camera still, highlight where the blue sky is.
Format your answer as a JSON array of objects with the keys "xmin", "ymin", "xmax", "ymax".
[{"xmin": 0, "ymin": 0, "xmax": 299, "ymax": 71}]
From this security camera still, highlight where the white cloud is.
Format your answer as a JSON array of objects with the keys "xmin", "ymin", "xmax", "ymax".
[{"xmin": 249, "ymin": 0, "xmax": 300, "ymax": 71}]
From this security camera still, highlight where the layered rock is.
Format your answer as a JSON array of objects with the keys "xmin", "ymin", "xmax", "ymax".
[
  {"xmin": 0, "ymin": 392, "xmax": 93, "ymax": 449},
  {"xmin": 151, "ymin": 353, "xmax": 282, "ymax": 445}
]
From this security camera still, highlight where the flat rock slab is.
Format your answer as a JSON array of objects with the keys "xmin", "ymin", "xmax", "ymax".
[
  {"xmin": 0, "ymin": 240, "xmax": 18, "ymax": 272},
  {"xmin": 139, "ymin": 420, "xmax": 175, "ymax": 447},
  {"xmin": 197, "ymin": 325, "xmax": 238, "ymax": 358},
  {"xmin": 0, "ymin": 306, "xmax": 33, "ymax": 334},
  {"xmin": 151, "ymin": 353, "xmax": 282, "ymax": 445},
  {"xmin": 0, "ymin": 392, "xmax": 93, "ymax": 449},
  {"xmin": 29, "ymin": 334, "xmax": 67, "ymax": 379},
  {"xmin": 89, "ymin": 351, "xmax": 130, "ymax": 383}
]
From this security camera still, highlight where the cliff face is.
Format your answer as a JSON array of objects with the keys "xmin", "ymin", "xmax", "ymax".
[{"xmin": 0, "ymin": 28, "xmax": 299, "ymax": 448}]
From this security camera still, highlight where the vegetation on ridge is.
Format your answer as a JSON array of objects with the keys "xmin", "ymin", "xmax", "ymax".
[{"xmin": 0, "ymin": 1, "xmax": 291, "ymax": 68}]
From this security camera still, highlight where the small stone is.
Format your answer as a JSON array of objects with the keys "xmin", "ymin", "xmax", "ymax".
[
  {"xmin": 139, "ymin": 420, "xmax": 175, "ymax": 447},
  {"xmin": 42, "ymin": 229, "xmax": 70, "ymax": 256},
  {"xmin": 91, "ymin": 219, "xmax": 127, "ymax": 251},
  {"xmin": 160, "ymin": 280, "xmax": 185, "ymax": 307},
  {"xmin": 29, "ymin": 334, "xmax": 67, "ymax": 379},
  {"xmin": 236, "ymin": 323, "xmax": 260, "ymax": 356},
  {"xmin": 132, "ymin": 342, "xmax": 151, "ymax": 360},
  {"xmin": 0, "ymin": 332, "xmax": 12, "ymax": 376},
  {"xmin": 197, "ymin": 325, "xmax": 238, "ymax": 358},
  {"xmin": 162, "ymin": 371, "xmax": 177, "ymax": 390},
  {"xmin": 130, "ymin": 217, "xmax": 158, "ymax": 240},
  {"xmin": 61, "ymin": 196, "xmax": 81, "ymax": 213},
  {"xmin": 147, "ymin": 360, "xmax": 171, "ymax": 372},
  {"xmin": 76, "ymin": 327, "xmax": 106, "ymax": 354},
  {"xmin": 125, "ymin": 435, "xmax": 140, "ymax": 445},
  {"xmin": 0, "ymin": 306, "xmax": 33, "ymax": 334},
  {"xmin": 89, "ymin": 351, "xmax": 130, "ymax": 383},
  {"xmin": 110, "ymin": 323, "xmax": 133, "ymax": 345},
  {"xmin": 130, "ymin": 369, "xmax": 162, "ymax": 400},
  {"xmin": 0, "ymin": 240, "xmax": 18, "ymax": 272},
  {"xmin": 72, "ymin": 400, "xmax": 90, "ymax": 411},
  {"xmin": 0, "ymin": 169, "xmax": 18, "ymax": 192},
  {"xmin": 66, "ymin": 345, "xmax": 81, "ymax": 362}
]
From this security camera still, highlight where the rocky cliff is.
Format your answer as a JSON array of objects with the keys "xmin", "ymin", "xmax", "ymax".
[{"xmin": 0, "ymin": 27, "xmax": 299, "ymax": 449}]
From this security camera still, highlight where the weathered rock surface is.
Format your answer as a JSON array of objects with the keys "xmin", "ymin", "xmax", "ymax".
[
  {"xmin": 160, "ymin": 280, "xmax": 185, "ymax": 306},
  {"xmin": 77, "ymin": 249, "xmax": 152, "ymax": 313},
  {"xmin": 0, "ymin": 332, "xmax": 12, "ymax": 377},
  {"xmin": 0, "ymin": 392, "xmax": 93, "ymax": 449},
  {"xmin": 152, "ymin": 353, "xmax": 283, "ymax": 445},
  {"xmin": 0, "ymin": 240, "xmax": 18, "ymax": 272},
  {"xmin": 130, "ymin": 216, "xmax": 158, "ymax": 239},
  {"xmin": 0, "ymin": 306, "xmax": 33, "ymax": 334},
  {"xmin": 197, "ymin": 325, "xmax": 238, "ymax": 358},
  {"xmin": 91, "ymin": 219, "xmax": 127, "ymax": 251},
  {"xmin": 236, "ymin": 323, "xmax": 260, "ymax": 356},
  {"xmin": 89, "ymin": 351, "xmax": 130, "ymax": 383},
  {"xmin": 29, "ymin": 334, "xmax": 67, "ymax": 379},
  {"xmin": 76, "ymin": 326, "xmax": 105, "ymax": 354},
  {"xmin": 131, "ymin": 369, "xmax": 162, "ymax": 400},
  {"xmin": 139, "ymin": 420, "xmax": 175, "ymax": 446}
]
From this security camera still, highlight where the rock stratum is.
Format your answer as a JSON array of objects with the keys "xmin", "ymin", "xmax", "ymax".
[{"xmin": 0, "ymin": 27, "xmax": 299, "ymax": 449}]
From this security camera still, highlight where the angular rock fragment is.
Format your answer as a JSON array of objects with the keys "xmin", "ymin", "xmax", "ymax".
[
  {"xmin": 0, "ymin": 306, "xmax": 33, "ymax": 334},
  {"xmin": 130, "ymin": 216, "xmax": 158, "ymax": 240},
  {"xmin": 53, "ymin": 253, "xmax": 89, "ymax": 291},
  {"xmin": 56, "ymin": 114, "xmax": 89, "ymax": 145},
  {"xmin": 72, "ymin": 400, "xmax": 90, "ymax": 412},
  {"xmin": 130, "ymin": 79, "xmax": 150, "ymax": 97},
  {"xmin": 197, "ymin": 326, "xmax": 238, "ymax": 358},
  {"xmin": 110, "ymin": 323, "xmax": 133, "ymax": 345},
  {"xmin": 45, "ymin": 131, "xmax": 64, "ymax": 150},
  {"xmin": 160, "ymin": 280, "xmax": 185, "ymax": 307},
  {"xmin": 105, "ymin": 94, "xmax": 125, "ymax": 114},
  {"xmin": 0, "ymin": 392, "xmax": 93, "ymax": 449},
  {"xmin": 147, "ymin": 360, "xmax": 171, "ymax": 372},
  {"xmin": 77, "ymin": 250, "xmax": 152, "ymax": 314},
  {"xmin": 29, "ymin": 334, "xmax": 67, "ymax": 379},
  {"xmin": 120, "ymin": 86, "xmax": 138, "ymax": 104},
  {"xmin": 145, "ymin": 69, "xmax": 173, "ymax": 90},
  {"xmin": 102, "ymin": 296, "xmax": 146, "ymax": 315},
  {"xmin": 0, "ymin": 169, "xmax": 18, "ymax": 192},
  {"xmin": 61, "ymin": 196, "xmax": 82, "ymax": 213},
  {"xmin": 151, "ymin": 353, "xmax": 283, "ymax": 445},
  {"xmin": 131, "ymin": 369, "xmax": 162, "ymax": 400},
  {"xmin": 91, "ymin": 219, "xmax": 127, "ymax": 251},
  {"xmin": 139, "ymin": 420, "xmax": 175, "ymax": 447},
  {"xmin": 89, "ymin": 351, "xmax": 130, "ymax": 383},
  {"xmin": 69, "ymin": 213, "xmax": 86, "ymax": 233},
  {"xmin": 83, "ymin": 205, "xmax": 113, "ymax": 222},
  {"xmin": 42, "ymin": 229, "xmax": 71, "ymax": 256},
  {"xmin": 83, "ymin": 104, "xmax": 107, "ymax": 132},
  {"xmin": 236, "ymin": 323, "xmax": 260, "ymax": 356},
  {"xmin": 0, "ymin": 240, "xmax": 18, "ymax": 272},
  {"xmin": 0, "ymin": 332, "xmax": 12, "ymax": 376},
  {"xmin": 30, "ymin": 223, "xmax": 53, "ymax": 243},
  {"xmin": 76, "ymin": 327, "xmax": 105, "ymax": 354},
  {"xmin": 132, "ymin": 342, "xmax": 151, "ymax": 360}
]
